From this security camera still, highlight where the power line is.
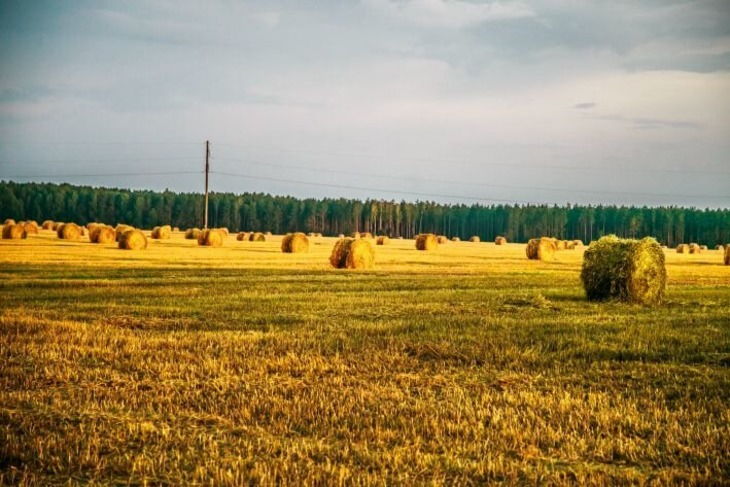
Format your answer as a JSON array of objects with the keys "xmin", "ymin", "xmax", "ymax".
[
  {"xmin": 214, "ymin": 156, "xmax": 729, "ymax": 201},
  {"xmin": 0, "ymin": 156, "xmax": 199, "ymax": 166}
]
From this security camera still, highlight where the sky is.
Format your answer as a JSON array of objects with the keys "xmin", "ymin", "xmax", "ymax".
[{"xmin": 0, "ymin": 0, "xmax": 729, "ymax": 208}]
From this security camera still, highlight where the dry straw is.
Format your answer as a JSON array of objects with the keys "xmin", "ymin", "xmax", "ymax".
[
  {"xmin": 555, "ymin": 240, "xmax": 568, "ymax": 250},
  {"xmin": 469, "ymin": 236, "xmax": 480, "ymax": 243},
  {"xmin": 118, "ymin": 229, "xmax": 148, "ymax": 250},
  {"xmin": 3, "ymin": 218, "xmax": 16, "ymax": 226},
  {"xmin": 351, "ymin": 232, "xmax": 361, "ymax": 239},
  {"xmin": 376, "ymin": 236, "xmax": 390, "ymax": 245},
  {"xmin": 573, "ymin": 240, "xmax": 584, "ymax": 246},
  {"xmin": 115, "ymin": 224, "xmax": 134, "ymax": 242},
  {"xmin": 416, "ymin": 233, "xmax": 438, "ymax": 251},
  {"xmin": 716, "ymin": 244, "xmax": 725, "ymax": 251},
  {"xmin": 581, "ymin": 235, "xmax": 666, "ymax": 305},
  {"xmin": 281, "ymin": 232, "xmax": 310, "ymax": 253},
  {"xmin": 218, "ymin": 227, "xmax": 230, "ymax": 236},
  {"xmin": 676, "ymin": 244, "xmax": 689, "ymax": 254},
  {"xmin": 451, "ymin": 236, "xmax": 460, "ymax": 242},
  {"xmin": 236, "ymin": 232, "xmax": 249, "ymax": 241},
  {"xmin": 22, "ymin": 221, "xmax": 39, "ymax": 235},
  {"xmin": 249, "ymin": 232, "xmax": 266, "ymax": 242},
  {"xmin": 2, "ymin": 223, "xmax": 27, "ymax": 239},
  {"xmin": 42, "ymin": 220, "xmax": 54, "ymax": 230},
  {"xmin": 52, "ymin": 222, "xmax": 63, "ymax": 231},
  {"xmin": 90, "ymin": 225, "xmax": 116, "ymax": 244},
  {"xmin": 689, "ymin": 243, "xmax": 701, "ymax": 254},
  {"xmin": 198, "ymin": 229, "xmax": 224, "ymax": 247},
  {"xmin": 436, "ymin": 235, "xmax": 449, "ymax": 244},
  {"xmin": 151, "ymin": 225, "xmax": 172, "ymax": 239},
  {"xmin": 725, "ymin": 245, "xmax": 730, "ymax": 265},
  {"xmin": 700, "ymin": 245, "xmax": 708, "ymax": 251},
  {"xmin": 185, "ymin": 228, "xmax": 201, "ymax": 240},
  {"xmin": 526, "ymin": 237, "xmax": 557, "ymax": 261},
  {"xmin": 329, "ymin": 238, "xmax": 375, "ymax": 269},
  {"xmin": 361, "ymin": 232, "xmax": 373, "ymax": 239},
  {"xmin": 495, "ymin": 236, "xmax": 507, "ymax": 245},
  {"xmin": 57, "ymin": 223, "xmax": 82, "ymax": 240}
]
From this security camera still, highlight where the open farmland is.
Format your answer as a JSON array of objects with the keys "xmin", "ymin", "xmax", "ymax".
[{"xmin": 1, "ymin": 231, "xmax": 729, "ymax": 485}]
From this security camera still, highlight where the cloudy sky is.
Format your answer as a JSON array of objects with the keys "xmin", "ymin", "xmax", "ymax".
[{"xmin": 1, "ymin": 0, "xmax": 729, "ymax": 207}]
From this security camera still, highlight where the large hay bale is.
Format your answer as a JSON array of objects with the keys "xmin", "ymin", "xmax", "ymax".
[
  {"xmin": 52, "ymin": 222, "xmax": 63, "ymax": 231},
  {"xmin": 676, "ymin": 244, "xmax": 689, "ymax": 254},
  {"xmin": 115, "ymin": 224, "xmax": 134, "ymax": 242},
  {"xmin": 118, "ymin": 229, "xmax": 148, "ymax": 250},
  {"xmin": 580, "ymin": 235, "xmax": 666, "ymax": 305},
  {"xmin": 495, "ymin": 236, "xmax": 507, "ymax": 245},
  {"xmin": 57, "ymin": 223, "xmax": 82, "ymax": 240},
  {"xmin": 151, "ymin": 225, "xmax": 172, "ymax": 239},
  {"xmin": 329, "ymin": 238, "xmax": 375, "ymax": 269},
  {"xmin": 198, "ymin": 229, "xmax": 223, "ymax": 247},
  {"xmin": 281, "ymin": 232, "xmax": 310, "ymax": 253},
  {"xmin": 90, "ymin": 225, "xmax": 116, "ymax": 244},
  {"xmin": 3, "ymin": 218, "xmax": 16, "ymax": 226},
  {"xmin": 42, "ymin": 220, "xmax": 54, "ymax": 230},
  {"xmin": 526, "ymin": 237, "xmax": 557, "ymax": 261},
  {"xmin": 236, "ymin": 231, "xmax": 249, "ymax": 241},
  {"xmin": 451, "ymin": 236, "xmax": 460, "ymax": 242},
  {"xmin": 469, "ymin": 236, "xmax": 480, "ymax": 243},
  {"xmin": 415, "ymin": 233, "xmax": 438, "ymax": 251},
  {"xmin": 2, "ymin": 223, "xmax": 26, "ymax": 239},
  {"xmin": 689, "ymin": 243, "xmax": 701, "ymax": 254},
  {"xmin": 185, "ymin": 228, "xmax": 201, "ymax": 240},
  {"xmin": 22, "ymin": 221, "xmax": 39, "ymax": 235},
  {"xmin": 376, "ymin": 236, "xmax": 390, "ymax": 245},
  {"xmin": 725, "ymin": 245, "xmax": 730, "ymax": 265},
  {"xmin": 249, "ymin": 232, "xmax": 266, "ymax": 242}
]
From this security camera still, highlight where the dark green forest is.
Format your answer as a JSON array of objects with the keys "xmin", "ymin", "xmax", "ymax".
[{"xmin": 1, "ymin": 181, "xmax": 728, "ymax": 246}]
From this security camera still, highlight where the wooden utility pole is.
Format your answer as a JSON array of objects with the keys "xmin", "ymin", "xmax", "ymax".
[{"xmin": 204, "ymin": 140, "xmax": 210, "ymax": 229}]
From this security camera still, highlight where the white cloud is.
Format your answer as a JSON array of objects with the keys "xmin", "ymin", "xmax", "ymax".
[{"xmin": 364, "ymin": 0, "xmax": 534, "ymax": 28}]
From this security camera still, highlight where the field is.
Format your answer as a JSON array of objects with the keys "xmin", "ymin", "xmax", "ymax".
[{"xmin": 1, "ymin": 231, "xmax": 729, "ymax": 485}]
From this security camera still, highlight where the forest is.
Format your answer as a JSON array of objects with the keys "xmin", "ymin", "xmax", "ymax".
[{"xmin": 1, "ymin": 180, "xmax": 728, "ymax": 246}]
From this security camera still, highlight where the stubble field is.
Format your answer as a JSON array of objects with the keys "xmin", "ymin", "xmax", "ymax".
[{"xmin": 1, "ymin": 231, "xmax": 729, "ymax": 485}]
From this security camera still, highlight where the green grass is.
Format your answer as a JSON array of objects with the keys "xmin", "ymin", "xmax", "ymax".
[{"xmin": 1, "ymin": 232, "xmax": 729, "ymax": 485}]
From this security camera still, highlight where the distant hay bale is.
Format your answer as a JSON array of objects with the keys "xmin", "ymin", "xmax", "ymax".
[
  {"xmin": 715, "ymin": 244, "xmax": 725, "ymax": 251},
  {"xmin": 555, "ymin": 240, "xmax": 568, "ymax": 250},
  {"xmin": 42, "ymin": 220, "xmax": 54, "ymax": 230},
  {"xmin": 57, "ymin": 223, "xmax": 82, "ymax": 240},
  {"xmin": 236, "ymin": 232, "xmax": 249, "ymax": 241},
  {"xmin": 495, "ymin": 236, "xmax": 507, "ymax": 245},
  {"xmin": 573, "ymin": 240, "xmax": 584, "ymax": 247},
  {"xmin": 338, "ymin": 233, "xmax": 345, "ymax": 239},
  {"xmin": 308, "ymin": 232, "xmax": 316, "ymax": 237},
  {"xmin": 185, "ymin": 228, "xmax": 201, "ymax": 240},
  {"xmin": 151, "ymin": 225, "xmax": 172, "ymax": 239},
  {"xmin": 3, "ymin": 218, "xmax": 16, "ymax": 226},
  {"xmin": 315, "ymin": 233, "xmax": 323, "ymax": 238},
  {"xmin": 676, "ymin": 244, "xmax": 689, "ymax": 254},
  {"xmin": 526, "ymin": 237, "xmax": 557, "ymax": 261},
  {"xmin": 118, "ymin": 229, "xmax": 148, "ymax": 250},
  {"xmin": 469, "ymin": 236, "xmax": 480, "ymax": 243},
  {"xmin": 566, "ymin": 241, "xmax": 577, "ymax": 250},
  {"xmin": 451, "ymin": 236, "xmax": 460, "ymax": 242},
  {"xmin": 265, "ymin": 231, "xmax": 272, "ymax": 236},
  {"xmin": 689, "ymin": 243, "xmax": 702, "ymax": 254},
  {"xmin": 415, "ymin": 233, "xmax": 438, "ymax": 251},
  {"xmin": 249, "ymin": 232, "xmax": 266, "ymax": 242},
  {"xmin": 198, "ymin": 229, "xmax": 224, "ymax": 247},
  {"xmin": 436, "ymin": 235, "xmax": 448, "ymax": 244},
  {"xmin": 360, "ymin": 232, "xmax": 373, "ymax": 239},
  {"xmin": 699, "ymin": 245, "xmax": 708, "ymax": 251},
  {"xmin": 52, "ymin": 222, "xmax": 63, "ymax": 231},
  {"xmin": 90, "ymin": 225, "xmax": 115, "ymax": 244},
  {"xmin": 173, "ymin": 227, "xmax": 180, "ymax": 232},
  {"xmin": 2, "ymin": 223, "xmax": 26, "ymax": 239},
  {"xmin": 581, "ymin": 235, "xmax": 666, "ymax": 305},
  {"xmin": 351, "ymin": 232, "xmax": 361, "ymax": 239},
  {"xmin": 376, "ymin": 236, "xmax": 390, "ymax": 245},
  {"xmin": 22, "ymin": 221, "xmax": 39, "ymax": 235},
  {"xmin": 281, "ymin": 232, "xmax": 310, "ymax": 253},
  {"xmin": 329, "ymin": 238, "xmax": 375, "ymax": 269}
]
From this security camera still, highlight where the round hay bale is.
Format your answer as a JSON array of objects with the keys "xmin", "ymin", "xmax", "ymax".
[
  {"xmin": 469, "ymin": 236, "xmax": 480, "ymax": 243},
  {"xmin": 415, "ymin": 233, "xmax": 438, "ymax": 251},
  {"xmin": 198, "ymin": 229, "xmax": 223, "ymax": 247},
  {"xmin": 581, "ymin": 235, "xmax": 666, "ymax": 305},
  {"xmin": 173, "ymin": 227, "xmax": 180, "ymax": 232},
  {"xmin": 725, "ymin": 245, "xmax": 730, "ymax": 265},
  {"xmin": 555, "ymin": 240, "xmax": 568, "ymax": 250},
  {"xmin": 57, "ymin": 223, "xmax": 82, "ymax": 240},
  {"xmin": 376, "ymin": 236, "xmax": 390, "ymax": 245},
  {"xmin": 360, "ymin": 232, "xmax": 373, "ymax": 239},
  {"xmin": 3, "ymin": 218, "xmax": 16, "ymax": 226},
  {"xmin": 52, "ymin": 222, "xmax": 63, "ymax": 231},
  {"xmin": 151, "ymin": 225, "xmax": 172, "ymax": 239},
  {"xmin": 436, "ymin": 235, "xmax": 449, "ymax": 244},
  {"xmin": 118, "ymin": 229, "xmax": 148, "ymax": 250},
  {"xmin": 714, "ymin": 244, "xmax": 724, "ymax": 251},
  {"xmin": 115, "ymin": 224, "xmax": 134, "ymax": 242},
  {"xmin": 699, "ymin": 245, "xmax": 708, "ymax": 251},
  {"xmin": 315, "ymin": 233, "xmax": 323, "ymax": 238},
  {"xmin": 451, "ymin": 236, "xmax": 461, "ymax": 242},
  {"xmin": 90, "ymin": 225, "xmax": 116, "ymax": 244},
  {"xmin": 2, "ymin": 223, "xmax": 27, "ymax": 239},
  {"xmin": 217, "ymin": 227, "xmax": 229, "ymax": 236},
  {"xmin": 281, "ymin": 232, "xmax": 309, "ymax": 253},
  {"xmin": 185, "ymin": 228, "xmax": 201, "ymax": 240},
  {"xmin": 249, "ymin": 232, "xmax": 266, "ymax": 242},
  {"xmin": 495, "ymin": 236, "xmax": 507, "ymax": 245},
  {"xmin": 351, "ymin": 232, "xmax": 361, "ymax": 239},
  {"xmin": 526, "ymin": 237, "xmax": 557, "ymax": 261},
  {"xmin": 22, "ymin": 221, "xmax": 39, "ymax": 235},
  {"xmin": 689, "ymin": 243, "xmax": 701, "ymax": 254},
  {"xmin": 236, "ymin": 231, "xmax": 249, "ymax": 241},
  {"xmin": 265, "ymin": 231, "xmax": 272, "ymax": 236},
  {"xmin": 573, "ymin": 240, "xmax": 584, "ymax": 247},
  {"xmin": 338, "ymin": 233, "xmax": 345, "ymax": 239},
  {"xmin": 676, "ymin": 244, "xmax": 689, "ymax": 254},
  {"xmin": 566, "ymin": 241, "xmax": 577, "ymax": 250},
  {"xmin": 42, "ymin": 220, "xmax": 54, "ymax": 230},
  {"xmin": 329, "ymin": 238, "xmax": 375, "ymax": 269}
]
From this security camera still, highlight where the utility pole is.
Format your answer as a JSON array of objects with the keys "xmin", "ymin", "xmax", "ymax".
[{"xmin": 204, "ymin": 140, "xmax": 210, "ymax": 229}]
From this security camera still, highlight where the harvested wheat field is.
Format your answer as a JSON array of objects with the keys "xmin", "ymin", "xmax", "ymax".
[{"xmin": 0, "ymin": 233, "xmax": 729, "ymax": 485}]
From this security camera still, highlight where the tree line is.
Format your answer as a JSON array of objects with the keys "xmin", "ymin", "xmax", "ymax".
[{"xmin": 1, "ymin": 180, "xmax": 728, "ymax": 246}]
